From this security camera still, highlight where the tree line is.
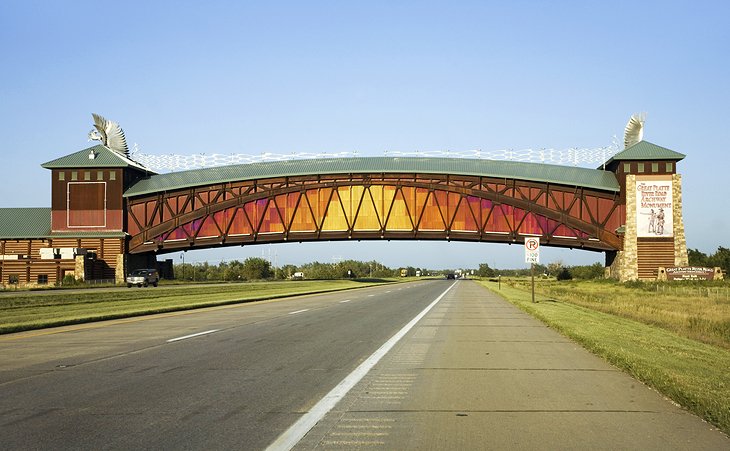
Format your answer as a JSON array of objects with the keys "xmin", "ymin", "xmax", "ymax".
[
  {"xmin": 173, "ymin": 258, "xmax": 432, "ymax": 281},
  {"xmin": 475, "ymin": 261, "xmax": 605, "ymax": 280},
  {"xmin": 173, "ymin": 257, "xmax": 613, "ymax": 282},
  {"xmin": 688, "ymin": 247, "xmax": 730, "ymax": 274}
]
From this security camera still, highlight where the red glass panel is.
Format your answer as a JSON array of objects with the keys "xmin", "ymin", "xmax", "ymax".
[{"xmin": 228, "ymin": 207, "xmax": 253, "ymax": 235}]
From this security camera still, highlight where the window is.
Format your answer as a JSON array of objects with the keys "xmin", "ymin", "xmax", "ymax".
[
  {"xmin": 97, "ymin": 171, "xmax": 104, "ymax": 181},
  {"xmin": 652, "ymin": 163, "xmax": 659, "ymax": 173},
  {"xmin": 109, "ymin": 171, "xmax": 116, "ymax": 181},
  {"xmin": 71, "ymin": 171, "xmax": 78, "ymax": 181},
  {"xmin": 8, "ymin": 275, "xmax": 19, "ymax": 284},
  {"xmin": 623, "ymin": 163, "xmax": 631, "ymax": 173},
  {"xmin": 84, "ymin": 171, "xmax": 91, "ymax": 181},
  {"xmin": 666, "ymin": 162, "xmax": 673, "ymax": 172},
  {"xmin": 58, "ymin": 172, "xmax": 65, "ymax": 181},
  {"xmin": 637, "ymin": 163, "xmax": 645, "ymax": 173},
  {"xmin": 37, "ymin": 274, "xmax": 48, "ymax": 285}
]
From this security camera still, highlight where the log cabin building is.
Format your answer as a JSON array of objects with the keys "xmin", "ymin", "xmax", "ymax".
[{"xmin": 0, "ymin": 145, "xmax": 158, "ymax": 287}]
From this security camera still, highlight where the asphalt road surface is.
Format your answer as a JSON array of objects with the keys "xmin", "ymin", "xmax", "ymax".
[
  {"xmin": 1, "ymin": 280, "xmax": 728, "ymax": 450},
  {"xmin": 0, "ymin": 280, "xmax": 445, "ymax": 449}
]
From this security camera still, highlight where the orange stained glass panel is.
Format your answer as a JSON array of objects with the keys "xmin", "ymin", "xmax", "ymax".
[
  {"xmin": 552, "ymin": 223, "xmax": 578, "ymax": 238},
  {"xmin": 597, "ymin": 198, "xmax": 615, "ymax": 224},
  {"xmin": 479, "ymin": 199, "xmax": 494, "ymax": 231},
  {"xmin": 212, "ymin": 211, "xmax": 229, "ymax": 235},
  {"xmin": 584, "ymin": 196, "xmax": 599, "ymax": 223},
  {"xmin": 243, "ymin": 200, "xmax": 262, "ymax": 232},
  {"xmin": 385, "ymin": 188, "xmax": 413, "ymax": 230},
  {"xmin": 549, "ymin": 191, "xmax": 565, "ymax": 212},
  {"xmin": 338, "ymin": 186, "xmax": 355, "ymax": 224},
  {"xmin": 164, "ymin": 226, "xmax": 185, "ymax": 240},
  {"xmin": 486, "ymin": 204, "xmax": 514, "ymax": 234},
  {"xmin": 451, "ymin": 196, "xmax": 479, "ymax": 232},
  {"xmin": 183, "ymin": 218, "xmax": 203, "ymax": 238},
  {"xmin": 288, "ymin": 193, "xmax": 318, "ymax": 232},
  {"xmin": 316, "ymin": 188, "xmax": 334, "ymax": 224},
  {"xmin": 198, "ymin": 216, "xmax": 221, "ymax": 237},
  {"xmin": 569, "ymin": 197, "xmax": 582, "ymax": 221},
  {"xmin": 321, "ymin": 190, "xmax": 349, "ymax": 231},
  {"xmin": 515, "ymin": 211, "xmax": 545, "ymax": 235},
  {"xmin": 259, "ymin": 198, "xmax": 285, "ymax": 233},
  {"xmin": 304, "ymin": 189, "xmax": 322, "ymax": 223},
  {"xmin": 196, "ymin": 191, "xmax": 209, "ymax": 205},
  {"xmin": 129, "ymin": 204, "xmax": 145, "ymax": 230},
  {"xmin": 418, "ymin": 192, "xmax": 446, "ymax": 230},
  {"xmin": 228, "ymin": 207, "xmax": 253, "ymax": 235},
  {"xmin": 353, "ymin": 187, "xmax": 382, "ymax": 230},
  {"xmin": 534, "ymin": 191, "xmax": 547, "ymax": 207},
  {"xmin": 444, "ymin": 191, "xmax": 462, "ymax": 227},
  {"xmin": 382, "ymin": 186, "xmax": 397, "ymax": 219},
  {"xmin": 399, "ymin": 187, "xmax": 418, "ymax": 226}
]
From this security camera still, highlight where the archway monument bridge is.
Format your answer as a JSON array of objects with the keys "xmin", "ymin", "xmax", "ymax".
[{"xmin": 0, "ymin": 115, "xmax": 692, "ymax": 286}]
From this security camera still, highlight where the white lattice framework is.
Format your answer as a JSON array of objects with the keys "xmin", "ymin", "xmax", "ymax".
[{"xmin": 130, "ymin": 143, "xmax": 621, "ymax": 173}]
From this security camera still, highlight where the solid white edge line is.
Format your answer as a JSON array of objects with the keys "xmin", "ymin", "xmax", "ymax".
[
  {"xmin": 265, "ymin": 281, "xmax": 459, "ymax": 451},
  {"xmin": 288, "ymin": 309, "xmax": 310, "ymax": 315},
  {"xmin": 166, "ymin": 329, "xmax": 219, "ymax": 343}
]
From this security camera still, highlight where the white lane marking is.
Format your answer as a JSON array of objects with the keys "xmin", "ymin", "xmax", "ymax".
[
  {"xmin": 288, "ymin": 309, "xmax": 310, "ymax": 315},
  {"xmin": 339, "ymin": 300, "xmax": 352, "ymax": 303},
  {"xmin": 367, "ymin": 294, "xmax": 375, "ymax": 297},
  {"xmin": 166, "ymin": 329, "xmax": 219, "ymax": 343},
  {"xmin": 265, "ymin": 281, "xmax": 458, "ymax": 451}
]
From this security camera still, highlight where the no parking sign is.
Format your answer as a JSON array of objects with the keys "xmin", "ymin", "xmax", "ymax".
[{"xmin": 524, "ymin": 237, "xmax": 540, "ymax": 264}]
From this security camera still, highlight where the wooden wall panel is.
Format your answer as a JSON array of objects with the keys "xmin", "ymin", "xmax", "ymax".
[{"xmin": 637, "ymin": 238, "xmax": 675, "ymax": 279}]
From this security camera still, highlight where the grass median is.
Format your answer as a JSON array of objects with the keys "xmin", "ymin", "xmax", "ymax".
[
  {"xmin": 479, "ymin": 279, "xmax": 730, "ymax": 436},
  {"xmin": 0, "ymin": 279, "xmax": 395, "ymax": 334}
]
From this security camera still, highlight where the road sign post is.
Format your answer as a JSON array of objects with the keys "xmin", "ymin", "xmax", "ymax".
[{"xmin": 524, "ymin": 238, "xmax": 540, "ymax": 303}]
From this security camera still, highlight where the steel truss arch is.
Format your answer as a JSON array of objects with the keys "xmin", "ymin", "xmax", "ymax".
[{"xmin": 126, "ymin": 173, "xmax": 624, "ymax": 254}]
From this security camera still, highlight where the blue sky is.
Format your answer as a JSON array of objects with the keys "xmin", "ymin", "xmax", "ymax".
[{"xmin": 1, "ymin": 1, "xmax": 728, "ymax": 270}]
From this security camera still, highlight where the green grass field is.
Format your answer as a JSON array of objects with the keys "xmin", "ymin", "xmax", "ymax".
[
  {"xmin": 0, "ymin": 279, "xmax": 394, "ymax": 334},
  {"xmin": 480, "ymin": 279, "xmax": 730, "ymax": 436}
]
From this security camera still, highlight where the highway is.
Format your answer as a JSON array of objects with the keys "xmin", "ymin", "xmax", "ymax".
[
  {"xmin": 0, "ymin": 280, "xmax": 447, "ymax": 449},
  {"xmin": 1, "ymin": 280, "xmax": 728, "ymax": 450}
]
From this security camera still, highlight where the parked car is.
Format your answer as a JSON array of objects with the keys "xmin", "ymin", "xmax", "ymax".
[{"xmin": 126, "ymin": 269, "xmax": 160, "ymax": 288}]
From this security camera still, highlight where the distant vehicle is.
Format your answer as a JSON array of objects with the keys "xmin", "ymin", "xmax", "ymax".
[
  {"xmin": 292, "ymin": 272, "xmax": 304, "ymax": 280},
  {"xmin": 126, "ymin": 269, "xmax": 159, "ymax": 288},
  {"xmin": 400, "ymin": 269, "xmax": 408, "ymax": 277},
  {"xmin": 446, "ymin": 273, "xmax": 456, "ymax": 279},
  {"xmin": 415, "ymin": 270, "xmax": 421, "ymax": 277}
]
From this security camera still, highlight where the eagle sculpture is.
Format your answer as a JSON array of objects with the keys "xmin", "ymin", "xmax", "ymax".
[
  {"xmin": 88, "ymin": 113, "xmax": 129, "ymax": 156},
  {"xmin": 624, "ymin": 113, "xmax": 645, "ymax": 149}
]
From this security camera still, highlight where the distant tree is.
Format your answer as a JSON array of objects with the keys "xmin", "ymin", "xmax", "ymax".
[
  {"xmin": 277, "ymin": 264, "xmax": 298, "ymax": 279},
  {"xmin": 241, "ymin": 257, "xmax": 272, "ymax": 280},
  {"xmin": 477, "ymin": 263, "xmax": 495, "ymax": 277},
  {"xmin": 556, "ymin": 267, "xmax": 573, "ymax": 281},
  {"xmin": 299, "ymin": 261, "xmax": 337, "ymax": 279},
  {"xmin": 546, "ymin": 261, "xmax": 564, "ymax": 277},
  {"xmin": 570, "ymin": 262, "xmax": 604, "ymax": 280},
  {"xmin": 709, "ymin": 247, "xmax": 730, "ymax": 275},
  {"xmin": 688, "ymin": 248, "xmax": 710, "ymax": 267}
]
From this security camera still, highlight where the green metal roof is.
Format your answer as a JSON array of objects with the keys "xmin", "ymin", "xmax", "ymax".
[
  {"xmin": 0, "ymin": 208, "xmax": 52, "ymax": 239},
  {"xmin": 41, "ymin": 145, "xmax": 155, "ymax": 173},
  {"xmin": 0, "ymin": 208, "xmax": 125, "ymax": 239},
  {"xmin": 605, "ymin": 141, "xmax": 685, "ymax": 164},
  {"xmin": 124, "ymin": 157, "xmax": 620, "ymax": 198}
]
